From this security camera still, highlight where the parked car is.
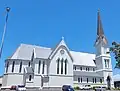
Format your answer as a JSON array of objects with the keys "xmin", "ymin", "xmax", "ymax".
[
  {"xmin": 62, "ymin": 85, "xmax": 74, "ymax": 91},
  {"xmin": 80, "ymin": 85, "xmax": 91, "ymax": 90},
  {"xmin": 94, "ymin": 86, "xmax": 106, "ymax": 91},
  {"xmin": 16, "ymin": 85, "xmax": 26, "ymax": 91}
]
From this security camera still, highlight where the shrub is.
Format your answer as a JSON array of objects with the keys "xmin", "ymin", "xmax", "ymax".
[{"xmin": 74, "ymin": 86, "xmax": 80, "ymax": 90}]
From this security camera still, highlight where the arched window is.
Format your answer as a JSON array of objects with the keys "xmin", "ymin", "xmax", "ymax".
[
  {"xmin": 80, "ymin": 67, "xmax": 82, "ymax": 71},
  {"xmin": 95, "ymin": 78, "xmax": 96, "ymax": 83},
  {"xmin": 28, "ymin": 61, "xmax": 31, "ymax": 67},
  {"xmin": 87, "ymin": 78, "xmax": 88, "ymax": 83},
  {"xmin": 57, "ymin": 58, "xmax": 60, "ymax": 74},
  {"xmin": 65, "ymin": 59, "xmax": 67, "ymax": 74},
  {"xmin": 93, "ymin": 78, "xmax": 94, "ymax": 83},
  {"xmin": 42, "ymin": 61, "xmax": 45, "ymax": 74},
  {"xmin": 74, "ymin": 66, "xmax": 76, "ymax": 70},
  {"xmin": 100, "ymin": 78, "xmax": 102, "ymax": 83},
  {"xmin": 29, "ymin": 75, "xmax": 32, "ymax": 81},
  {"xmin": 38, "ymin": 60, "xmax": 41, "ymax": 74},
  {"xmin": 61, "ymin": 59, "xmax": 64, "ymax": 74},
  {"xmin": 88, "ymin": 68, "xmax": 89, "ymax": 71},
  {"xmin": 78, "ymin": 78, "xmax": 80, "ymax": 82},
  {"xmin": 81, "ymin": 78, "xmax": 82, "ymax": 83},
  {"xmin": 19, "ymin": 61, "xmax": 22, "ymax": 73},
  {"xmin": 12, "ymin": 61, "xmax": 15, "ymax": 72},
  {"xmin": 6, "ymin": 61, "xmax": 9, "ymax": 73}
]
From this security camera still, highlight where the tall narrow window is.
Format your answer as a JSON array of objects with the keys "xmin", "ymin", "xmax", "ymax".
[
  {"xmin": 57, "ymin": 58, "xmax": 60, "ymax": 74},
  {"xmin": 28, "ymin": 61, "xmax": 31, "ymax": 67},
  {"xmin": 78, "ymin": 78, "xmax": 80, "ymax": 82},
  {"xmin": 6, "ymin": 62, "xmax": 9, "ymax": 73},
  {"xmin": 93, "ymin": 78, "xmax": 94, "ymax": 83},
  {"xmin": 87, "ymin": 78, "xmax": 88, "ymax": 83},
  {"xmin": 65, "ymin": 59, "xmax": 67, "ymax": 74},
  {"xmin": 93, "ymin": 68, "xmax": 95, "ymax": 71},
  {"xmin": 38, "ymin": 60, "xmax": 41, "ymax": 74},
  {"xmin": 31, "ymin": 51, "xmax": 34, "ymax": 62},
  {"xmin": 74, "ymin": 66, "xmax": 76, "ymax": 70},
  {"xmin": 95, "ymin": 78, "xmax": 96, "ymax": 83},
  {"xmin": 81, "ymin": 78, "xmax": 82, "ymax": 83},
  {"xmin": 42, "ymin": 61, "xmax": 45, "ymax": 74},
  {"xmin": 12, "ymin": 61, "xmax": 15, "ymax": 72},
  {"xmin": 29, "ymin": 75, "xmax": 32, "ymax": 81},
  {"xmin": 100, "ymin": 79, "xmax": 102, "ymax": 83},
  {"xmin": 88, "ymin": 68, "xmax": 89, "ymax": 71},
  {"xmin": 86, "ymin": 68, "xmax": 87, "ymax": 71},
  {"xmin": 61, "ymin": 59, "xmax": 63, "ymax": 74},
  {"xmin": 80, "ymin": 67, "xmax": 82, "ymax": 71},
  {"xmin": 104, "ymin": 59, "xmax": 107, "ymax": 68},
  {"xmin": 19, "ymin": 61, "xmax": 22, "ymax": 73},
  {"xmin": 107, "ymin": 60, "xmax": 109, "ymax": 68}
]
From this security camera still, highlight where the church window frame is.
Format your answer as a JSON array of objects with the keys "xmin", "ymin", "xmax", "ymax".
[
  {"xmin": 29, "ymin": 75, "xmax": 32, "ymax": 81},
  {"xmin": 61, "ymin": 58, "xmax": 64, "ymax": 74},
  {"xmin": 6, "ymin": 61, "xmax": 9, "ymax": 73},
  {"xmin": 42, "ymin": 61, "xmax": 45, "ymax": 74},
  {"xmin": 57, "ymin": 58, "xmax": 60, "ymax": 74},
  {"xmin": 38, "ymin": 60, "xmax": 41, "ymax": 74},
  {"xmin": 65, "ymin": 59, "xmax": 67, "ymax": 75},
  {"xmin": 19, "ymin": 61, "xmax": 22, "ymax": 73},
  {"xmin": 12, "ymin": 61, "xmax": 15, "ymax": 72}
]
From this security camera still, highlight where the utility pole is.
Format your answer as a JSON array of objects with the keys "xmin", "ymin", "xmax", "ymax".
[{"xmin": 0, "ymin": 7, "xmax": 10, "ymax": 59}]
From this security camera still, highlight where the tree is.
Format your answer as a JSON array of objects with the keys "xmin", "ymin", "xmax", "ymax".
[{"xmin": 110, "ymin": 41, "xmax": 120, "ymax": 68}]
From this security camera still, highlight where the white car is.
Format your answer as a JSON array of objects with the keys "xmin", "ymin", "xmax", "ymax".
[
  {"xmin": 80, "ymin": 85, "xmax": 91, "ymax": 90},
  {"xmin": 94, "ymin": 86, "xmax": 106, "ymax": 91}
]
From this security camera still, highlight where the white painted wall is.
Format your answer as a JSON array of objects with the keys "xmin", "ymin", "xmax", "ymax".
[
  {"xmin": 74, "ymin": 76, "xmax": 103, "ymax": 84},
  {"xmin": 49, "ymin": 75, "xmax": 73, "ymax": 87},
  {"xmin": 34, "ymin": 59, "xmax": 47, "ymax": 75},
  {"xmin": 2, "ymin": 74, "xmax": 23, "ymax": 86},
  {"xmin": 48, "ymin": 46, "xmax": 73, "ymax": 87}
]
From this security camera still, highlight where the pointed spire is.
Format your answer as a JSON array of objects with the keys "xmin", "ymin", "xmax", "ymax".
[
  {"xmin": 97, "ymin": 9, "xmax": 104, "ymax": 37},
  {"xmin": 94, "ymin": 9, "xmax": 108, "ymax": 46}
]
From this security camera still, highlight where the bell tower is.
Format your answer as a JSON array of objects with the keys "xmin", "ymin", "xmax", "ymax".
[{"xmin": 94, "ymin": 10, "xmax": 113, "ymax": 87}]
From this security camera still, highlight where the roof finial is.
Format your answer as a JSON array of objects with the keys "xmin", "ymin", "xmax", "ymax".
[
  {"xmin": 62, "ymin": 36, "xmax": 64, "ymax": 40},
  {"xmin": 98, "ymin": 8, "xmax": 100, "ymax": 13}
]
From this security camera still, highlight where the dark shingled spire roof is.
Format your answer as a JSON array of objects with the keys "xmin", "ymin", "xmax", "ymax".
[
  {"xmin": 97, "ymin": 9, "xmax": 104, "ymax": 36},
  {"xmin": 95, "ymin": 9, "xmax": 108, "ymax": 46}
]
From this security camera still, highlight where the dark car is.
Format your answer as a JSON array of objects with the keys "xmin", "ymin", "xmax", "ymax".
[{"xmin": 62, "ymin": 85, "xmax": 74, "ymax": 91}]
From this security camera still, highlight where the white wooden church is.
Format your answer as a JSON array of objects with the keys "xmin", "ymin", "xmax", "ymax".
[{"xmin": 2, "ymin": 11, "xmax": 114, "ymax": 89}]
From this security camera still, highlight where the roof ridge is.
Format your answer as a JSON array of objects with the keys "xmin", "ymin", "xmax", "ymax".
[
  {"xmin": 70, "ymin": 50, "xmax": 95, "ymax": 55},
  {"xmin": 20, "ymin": 43, "xmax": 51, "ymax": 49}
]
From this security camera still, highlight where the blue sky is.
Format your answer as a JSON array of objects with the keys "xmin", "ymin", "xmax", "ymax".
[{"xmin": 0, "ymin": 0, "xmax": 120, "ymax": 75}]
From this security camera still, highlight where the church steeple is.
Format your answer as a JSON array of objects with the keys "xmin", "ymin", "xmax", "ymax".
[
  {"xmin": 97, "ymin": 9, "xmax": 104, "ymax": 37},
  {"xmin": 95, "ymin": 10, "xmax": 108, "ymax": 46}
]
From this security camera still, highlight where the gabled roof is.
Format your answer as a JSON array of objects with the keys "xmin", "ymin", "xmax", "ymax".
[
  {"xmin": 9, "ymin": 44, "xmax": 52, "ymax": 60},
  {"xmin": 70, "ymin": 51, "xmax": 96, "ymax": 67},
  {"xmin": 8, "ymin": 42, "xmax": 96, "ymax": 67},
  {"xmin": 48, "ymin": 37, "xmax": 73, "ymax": 61}
]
